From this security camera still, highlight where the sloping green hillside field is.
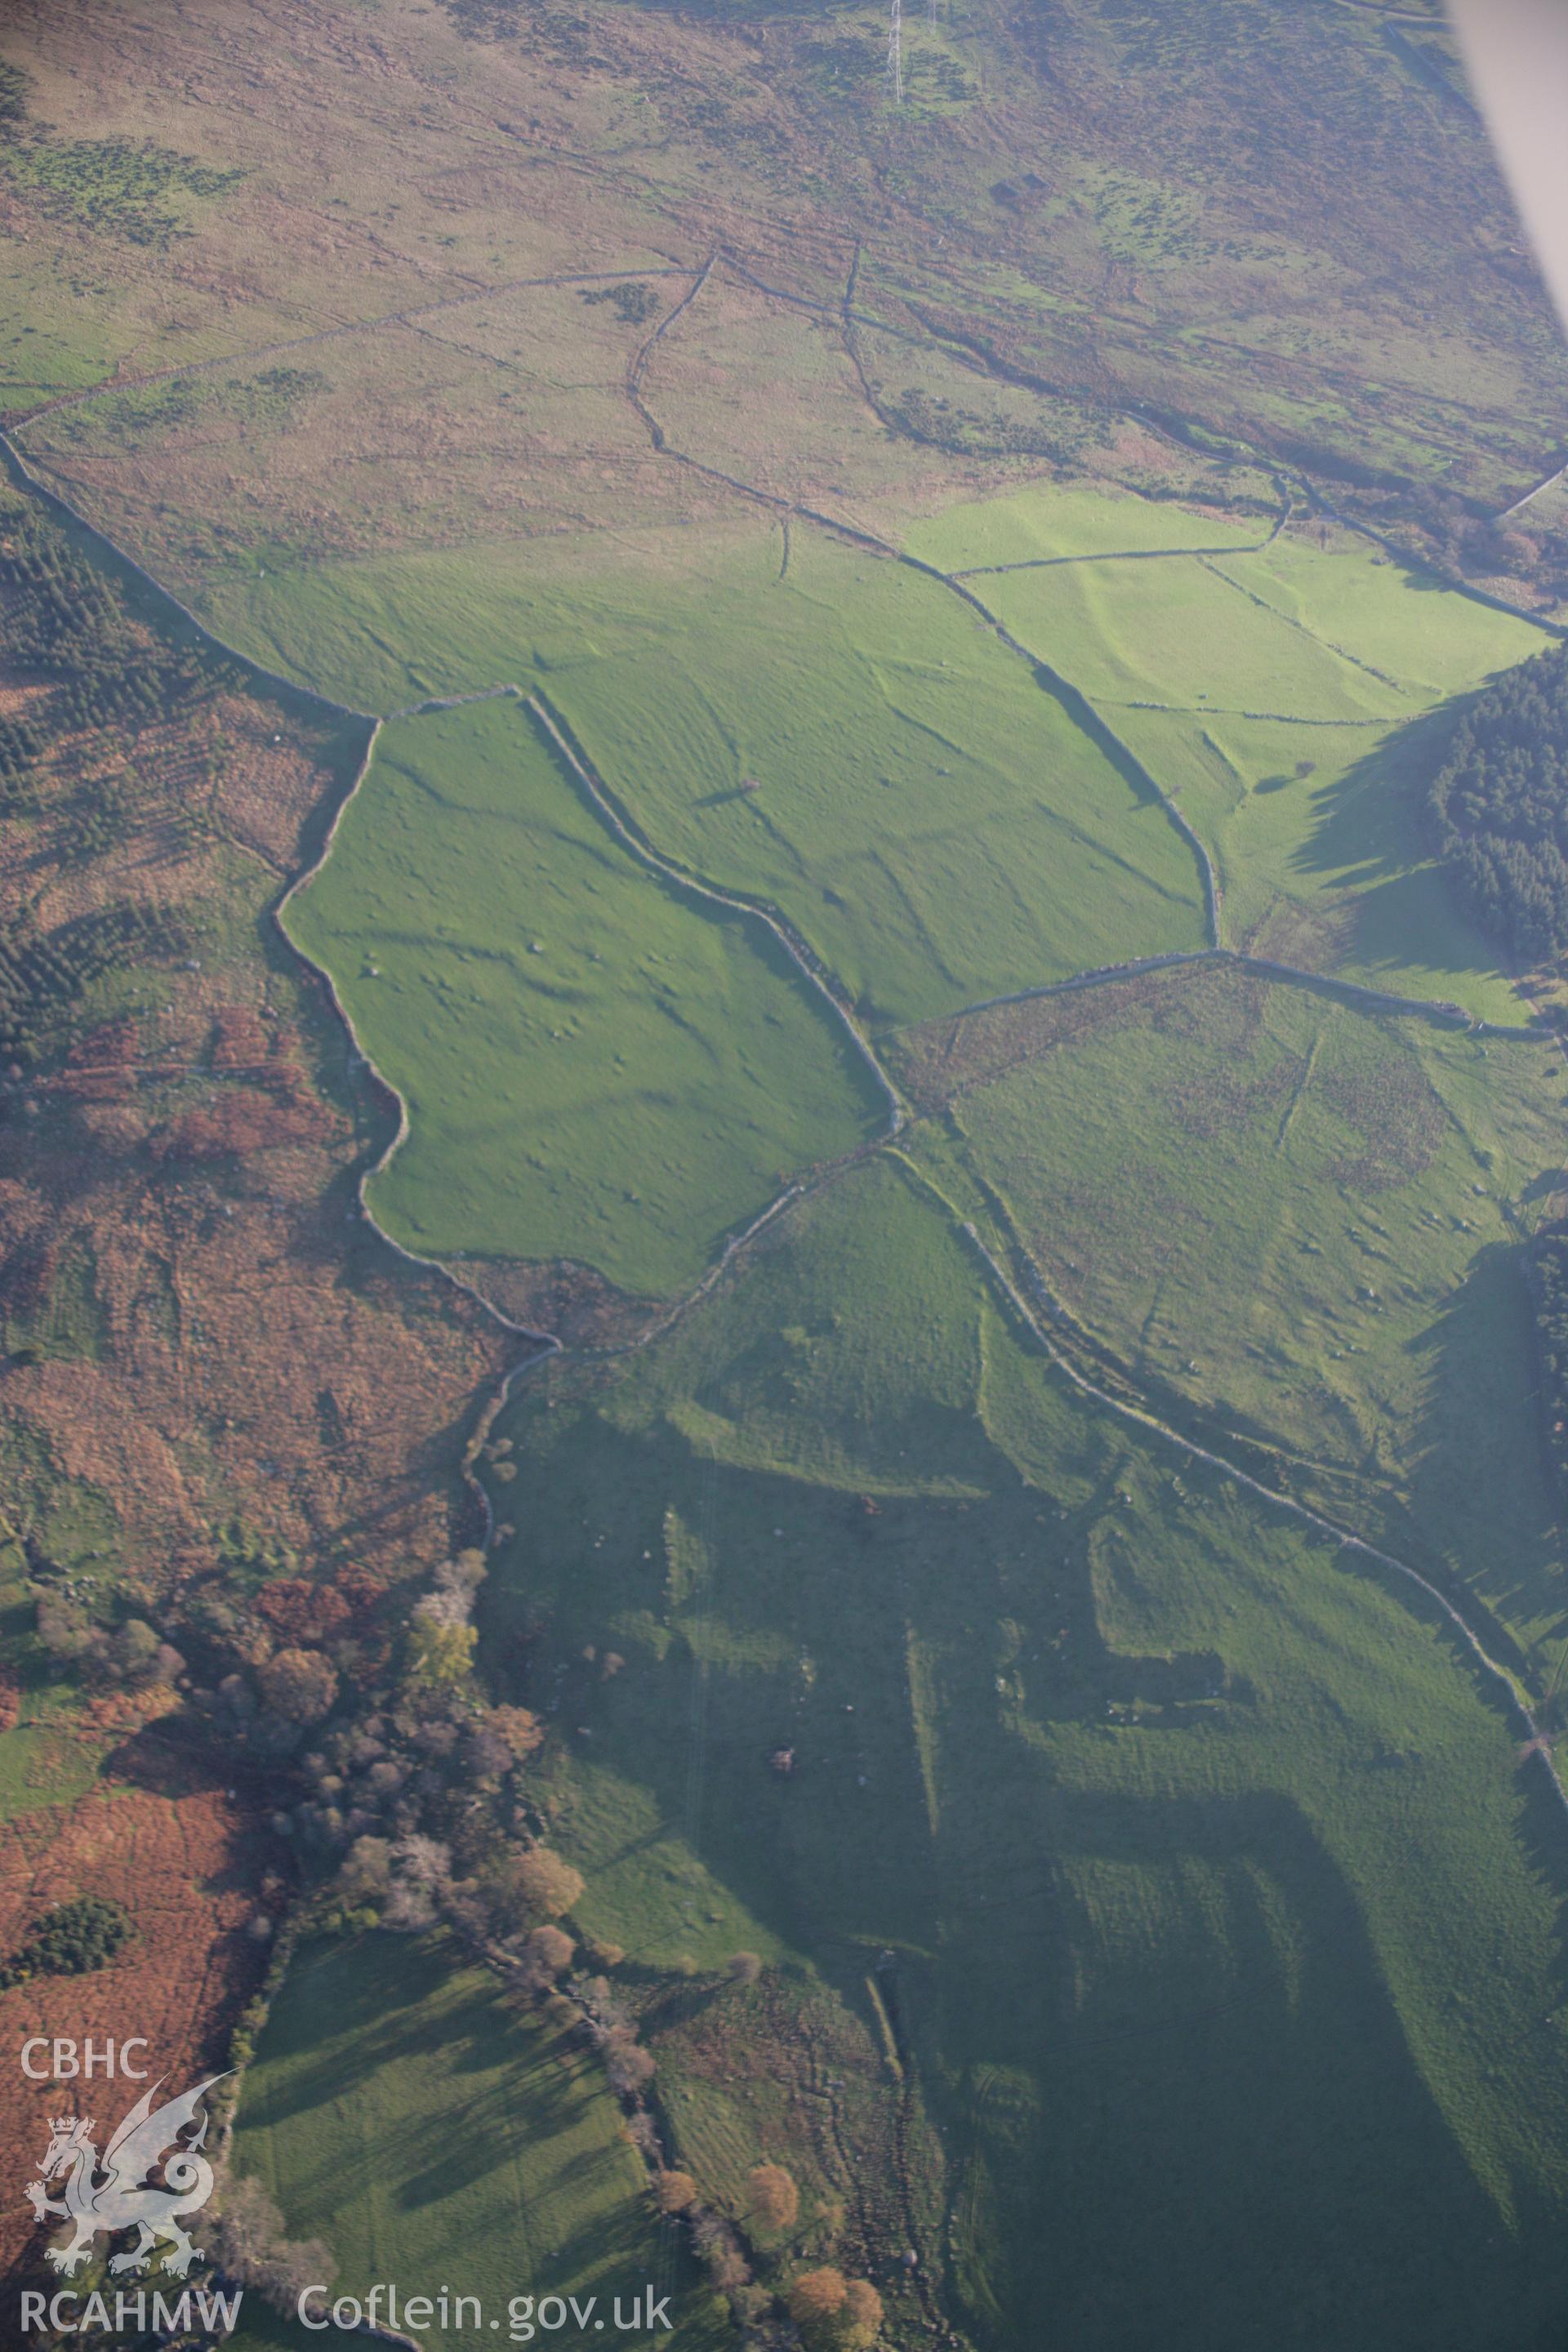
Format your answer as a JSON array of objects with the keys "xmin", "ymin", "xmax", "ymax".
[
  {"xmin": 890, "ymin": 961, "xmax": 1566, "ymax": 1639},
  {"xmin": 283, "ymin": 694, "xmax": 885, "ymax": 1295},
  {"xmin": 8, "ymin": 9, "xmax": 1568, "ymax": 2349},
  {"xmin": 228, "ymin": 1934, "xmax": 727, "ymax": 2351},
  {"xmin": 249, "ymin": 467, "xmax": 1568, "ymax": 2349},
  {"xmin": 479, "ymin": 1161, "xmax": 1568, "ymax": 2352},
  {"xmin": 909, "ymin": 492, "xmax": 1548, "ymax": 1019}
]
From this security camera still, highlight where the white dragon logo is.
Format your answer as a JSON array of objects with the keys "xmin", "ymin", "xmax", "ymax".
[{"xmin": 24, "ymin": 2073, "xmax": 228, "ymax": 2278}]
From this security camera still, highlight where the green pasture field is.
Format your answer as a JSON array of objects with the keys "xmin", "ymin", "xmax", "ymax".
[
  {"xmin": 198, "ymin": 534, "xmax": 567, "ymax": 714},
  {"xmin": 480, "ymin": 1157, "xmax": 1568, "ymax": 2352},
  {"xmin": 0, "ymin": 1550, "xmax": 122, "ymax": 1823},
  {"xmin": 1234, "ymin": 537, "xmax": 1548, "ymax": 697},
  {"xmin": 983, "ymin": 543, "xmax": 1423, "ymax": 722},
  {"xmin": 198, "ymin": 484, "xmax": 1548, "ymax": 1037},
  {"xmin": 1107, "ymin": 702, "xmax": 1526, "ymax": 1015},
  {"xmin": 947, "ymin": 505, "xmax": 1547, "ymax": 1014},
  {"xmin": 283, "ymin": 695, "xmax": 883, "ymax": 1297},
  {"xmin": 229, "ymin": 523, "xmax": 1210, "ymax": 1031},
  {"xmin": 546, "ymin": 532, "xmax": 1207, "ymax": 1027},
  {"xmin": 0, "ymin": 1705, "xmax": 114, "ymax": 1821},
  {"xmin": 227, "ymin": 1933, "xmax": 725, "ymax": 2352},
  {"xmin": 902, "ymin": 479, "xmax": 1277, "ymax": 572},
  {"xmin": 895, "ymin": 963, "xmax": 1566, "ymax": 1643}
]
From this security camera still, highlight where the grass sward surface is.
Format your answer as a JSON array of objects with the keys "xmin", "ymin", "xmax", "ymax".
[
  {"xmin": 546, "ymin": 532, "xmax": 1207, "ymax": 1028},
  {"xmin": 0, "ymin": 1557, "xmax": 122, "ymax": 1819},
  {"xmin": 208, "ymin": 485, "xmax": 1540, "ymax": 1028},
  {"xmin": 228, "ymin": 1932, "xmax": 724, "ymax": 2352},
  {"xmin": 283, "ymin": 695, "xmax": 883, "ymax": 1296},
  {"xmin": 481, "ymin": 1158, "xmax": 1568, "ymax": 2352},
  {"xmin": 904, "ymin": 479, "xmax": 1279, "ymax": 572},
  {"xmin": 902, "ymin": 489, "xmax": 1547, "ymax": 1018},
  {"xmin": 893, "ymin": 962, "xmax": 1567, "ymax": 1642},
  {"xmin": 214, "ymin": 525, "xmax": 1210, "ymax": 1028},
  {"xmin": 0, "ymin": 1700, "xmax": 116, "ymax": 1820}
]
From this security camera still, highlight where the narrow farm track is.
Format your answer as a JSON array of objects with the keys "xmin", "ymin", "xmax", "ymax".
[
  {"xmin": 947, "ymin": 492, "xmax": 1295, "ymax": 578},
  {"xmin": 10, "ymin": 265, "xmax": 698, "ymax": 426},
  {"xmin": 883, "ymin": 945, "xmax": 1542, "ymax": 1040},
  {"xmin": 1323, "ymin": 0, "xmax": 1463, "ymax": 22},
  {"xmin": 1499, "ymin": 458, "xmax": 1568, "ymax": 523},
  {"xmin": 951, "ymin": 536, "xmax": 1282, "ymax": 576},
  {"xmin": 1095, "ymin": 701, "xmax": 1388, "ymax": 728},
  {"xmin": 626, "ymin": 251, "xmax": 717, "ymax": 438}
]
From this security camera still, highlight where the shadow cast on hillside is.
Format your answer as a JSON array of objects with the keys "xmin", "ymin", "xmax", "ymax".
[
  {"xmin": 1285, "ymin": 699, "xmax": 1503, "ymax": 986},
  {"xmin": 1402, "ymin": 1244, "xmax": 1561, "ymax": 1643},
  {"xmin": 938, "ymin": 1778, "xmax": 1548, "ymax": 2352}
]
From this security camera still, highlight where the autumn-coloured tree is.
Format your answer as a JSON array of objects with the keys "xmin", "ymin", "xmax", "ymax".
[
  {"xmin": 653, "ymin": 2171, "xmax": 698, "ymax": 2215},
  {"xmin": 257, "ymin": 1646, "xmax": 338, "ymax": 1725},
  {"xmin": 523, "ymin": 1924, "xmax": 574, "ymax": 1979},
  {"xmin": 461, "ymin": 1722, "xmax": 514, "ymax": 1781},
  {"xmin": 787, "ymin": 2267, "xmax": 883, "ymax": 2350},
  {"xmin": 256, "ymin": 1579, "xmax": 350, "ymax": 1644},
  {"xmin": 488, "ymin": 1703, "xmax": 545, "ymax": 1760},
  {"xmin": 405, "ymin": 1616, "xmax": 477, "ymax": 1688},
  {"xmin": 336, "ymin": 1836, "xmax": 392, "ymax": 1904},
  {"xmin": 687, "ymin": 2208, "xmax": 752, "ymax": 2298},
  {"xmin": 747, "ymin": 2163, "xmax": 799, "ymax": 2233},
  {"xmin": 706, "ymin": 2244, "xmax": 751, "ymax": 2292},
  {"xmin": 788, "ymin": 2270, "xmax": 848, "ymax": 2331},
  {"xmin": 207, "ymin": 2175, "xmax": 336, "ymax": 2319},
  {"xmin": 842, "ymin": 2279, "xmax": 884, "ymax": 2347},
  {"xmin": 486, "ymin": 1846, "xmax": 585, "ymax": 1936},
  {"xmin": 605, "ymin": 2041, "xmax": 657, "ymax": 2096},
  {"xmin": 404, "ymin": 1552, "xmax": 486, "ymax": 1687},
  {"xmin": 727, "ymin": 1950, "xmax": 763, "ymax": 1984},
  {"xmin": 333, "ymin": 1565, "xmax": 384, "ymax": 1616},
  {"xmin": 516, "ymin": 1848, "xmax": 584, "ymax": 1918}
]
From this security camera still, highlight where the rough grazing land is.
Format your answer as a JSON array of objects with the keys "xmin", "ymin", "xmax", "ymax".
[
  {"xmin": 893, "ymin": 962, "xmax": 1567, "ymax": 1637},
  {"xmin": 0, "ymin": 1753, "xmax": 272, "ymax": 2269},
  {"xmin": 3, "ymin": 0, "xmax": 1566, "ymax": 570}
]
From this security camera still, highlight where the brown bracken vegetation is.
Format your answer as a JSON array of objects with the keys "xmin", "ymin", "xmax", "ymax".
[{"xmin": 0, "ymin": 486, "xmax": 509, "ymax": 2270}]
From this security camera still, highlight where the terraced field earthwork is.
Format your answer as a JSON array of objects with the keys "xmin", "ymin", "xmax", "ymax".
[
  {"xmin": 283, "ymin": 695, "xmax": 885, "ymax": 1297},
  {"xmin": 478, "ymin": 1161, "xmax": 1568, "ymax": 2352}
]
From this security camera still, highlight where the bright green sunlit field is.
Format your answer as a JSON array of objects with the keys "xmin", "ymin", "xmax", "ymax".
[{"xmin": 283, "ymin": 694, "xmax": 885, "ymax": 1296}]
